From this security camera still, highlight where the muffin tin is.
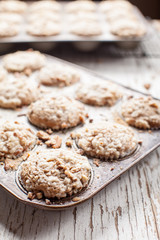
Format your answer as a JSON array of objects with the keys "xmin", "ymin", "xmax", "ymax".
[
  {"xmin": 0, "ymin": 53, "xmax": 160, "ymax": 210},
  {"xmin": 0, "ymin": 1, "xmax": 149, "ymax": 43}
]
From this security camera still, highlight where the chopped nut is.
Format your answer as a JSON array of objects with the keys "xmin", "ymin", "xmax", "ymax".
[
  {"xmin": 45, "ymin": 135, "xmax": 62, "ymax": 149},
  {"xmin": 72, "ymin": 197, "xmax": 80, "ymax": 202},
  {"xmin": 127, "ymin": 95, "xmax": 133, "ymax": 100},
  {"xmin": 89, "ymin": 119, "xmax": 93, "ymax": 123},
  {"xmin": 93, "ymin": 158, "xmax": 100, "ymax": 167},
  {"xmin": 36, "ymin": 192, "xmax": 43, "ymax": 200},
  {"xmin": 24, "ymin": 67, "xmax": 32, "ymax": 76},
  {"xmin": 37, "ymin": 140, "xmax": 43, "ymax": 145},
  {"xmin": 37, "ymin": 131, "xmax": 50, "ymax": 141},
  {"xmin": 81, "ymin": 175, "xmax": 88, "ymax": 183},
  {"xmin": 149, "ymin": 102, "xmax": 158, "ymax": 108},
  {"xmin": 76, "ymin": 149, "xmax": 84, "ymax": 155},
  {"xmin": 110, "ymin": 167, "xmax": 114, "ymax": 171},
  {"xmin": 45, "ymin": 199, "xmax": 51, "ymax": 205},
  {"xmin": 97, "ymin": 175, "xmax": 100, "ymax": 179},
  {"xmin": 79, "ymin": 115, "xmax": 85, "ymax": 122},
  {"xmin": 120, "ymin": 167, "xmax": 123, "ymax": 170},
  {"xmin": 28, "ymin": 192, "xmax": 35, "ymax": 200},
  {"xmin": 85, "ymin": 113, "xmax": 89, "ymax": 118},
  {"xmin": 46, "ymin": 129, "xmax": 53, "ymax": 135},
  {"xmin": 0, "ymin": 162, "xmax": 3, "ymax": 165},
  {"xmin": 144, "ymin": 83, "xmax": 151, "ymax": 90},
  {"xmin": 4, "ymin": 158, "xmax": 22, "ymax": 171},
  {"xmin": 70, "ymin": 132, "xmax": 76, "ymax": 139},
  {"xmin": 61, "ymin": 123, "xmax": 67, "ymax": 128},
  {"xmin": 66, "ymin": 139, "xmax": 73, "ymax": 147},
  {"xmin": 138, "ymin": 140, "xmax": 143, "ymax": 144}
]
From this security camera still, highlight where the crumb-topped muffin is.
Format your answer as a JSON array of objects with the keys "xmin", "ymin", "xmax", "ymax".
[
  {"xmin": 27, "ymin": 96, "xmax": 86, "ymax": 130},
  {"xmin": 29, "ymin": 0, "xmax": 61, "ymax": 13},
  {"xmin": 19, "ymin": 149, "xmax": 91, "ymax": 199},
  {"xmin": 0, "ymin": 13, "xmax": 22, "ymax": 23},
  {"xmin": 38, "ymin": 63, "xmax": 80, "ymax": 87},
  {"xmin": 74, "ymin": 122, "xmax": 138, "ymax": 160},
  {"xmin": 66, "ymin": 0, "xmax": 96, "ymax": 13},
  {"xmin": 0, "ymin": 78, "xmax": 39, "ymax": 109},
  {"xmin": 110, "ymin": 19, "xmax": 146, "ymax": 38},
  {"xmin": 3, "ymin": 50, "xmax": 46, "ymax": 73},
  {"xmin": 0, "ymin": 0, "xmax": 27, "ymax": 13},
  {"xmin": 0, "ymin": 20, "xmax": 20, "ymax": 38},
  {"xmin": 28, "ymin": 11, "xmax": 60, "ymax": 23},
  {"xmin": 121, "ymin": 96, "xmax": 160, "ymax": 129},
  {"xmin": 27, "ymin": 19, "xmax": 61, "ymax": 37},
  {"xmin": 0, "ymin": 121, "xmax": 36, "ymax": 160},
  {"xmin": 76, "ymin": 80, "xmax": 122, "ymax": 106},
  {"xmin": 70, "ymin": 20, "xmax": 102, "ymax": 36},
  {"xmin": 99, "ymin": 0, "xmax": 133, "ymax": 14}
]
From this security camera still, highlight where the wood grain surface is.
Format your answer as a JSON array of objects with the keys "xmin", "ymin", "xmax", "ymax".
[{"xmin": 0, "ymin": 37, "xmax": 160, "ymax": 239}]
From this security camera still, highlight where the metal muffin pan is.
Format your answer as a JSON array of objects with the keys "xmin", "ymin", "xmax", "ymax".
[
  {"xmin": 0, "ymin": 53, "xmax": 159, "ymax": 210},
  {"xmin": 0, "ymin": 1, "xmax": 150, "ymax": 44}
]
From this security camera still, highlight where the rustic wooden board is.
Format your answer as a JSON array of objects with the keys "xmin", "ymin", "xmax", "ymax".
[{"xmin": 0, "ymin": 54, "xmax": 159, "ymax": 210}]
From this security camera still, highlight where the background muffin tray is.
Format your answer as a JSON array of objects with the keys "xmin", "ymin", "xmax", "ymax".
[
  {"xmin": 0, "ymin": 54, "xmax": 160, "ymax": 210},
  {"xmin": 0, "ymin": 1, "xmax": 150, "ymax": 43}
]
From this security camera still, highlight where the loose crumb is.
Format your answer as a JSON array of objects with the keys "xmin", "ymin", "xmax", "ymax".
[
  {"xmin": 66, "ymin": 139, "xmax": 73, "ymax": 147},
  {"xmin": 138, "ymin": 130, "xmax": 143, "ymax": 133},
  {"xmin": 70, "ymin": 132, "xmax": 76, "ymax": 139},
  {"xmin": 45, "ymin": 135, "xmax": 62, "ymax": 148},
  {"xmin": 24, "ymin": 67, "xmax": 32, "ymax": 76},
  {"xmin": 72, "ymin": 197, "xmax": 80, "ymax": 202},
  {"xmin": 138, "ymin": 140, "xmax": 143, "ymax": 144},
  {"xmin": 110, "ymin": 167, "xmax": 114, "ymax": 171},
  {"xmin": 37, "ymin": 140, "xmax": 43, "ymax": 145},
  {"xmin": 46, "ymin": 128, "xmax": 53, "ymax": 135},
  {"xmin": 28, "ymin": 192, "xmax": 35, "ymax": 200},
  {"xmin": 93, "ymin": 158, "xmax": 100, "ymax": 167},
  {"xmin": 89, "ymin": 119, "xmax": 93, "ymax": 123},
  {"xmin": 144, "ymin": 83, "xmax": 151, "ymax": 90},
  {"xmin": 36, "ymin": 130, "xmax": 50, "ymax": 141},
  {"xmin": 75, "ymin": 149, "xmax": 84, "ymax": 155},
  {"xmin": 45, "ymin": 199, "xmax": 51, "ymax": 205},
  {"xmin": 36, "ymin": 192, "xmax": 43, "ymax": 200}
]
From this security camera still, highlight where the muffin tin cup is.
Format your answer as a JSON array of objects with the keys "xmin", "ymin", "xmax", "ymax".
[{"xmin": 0, "ymin": 54, "xmax": 160, "ymax": 210}]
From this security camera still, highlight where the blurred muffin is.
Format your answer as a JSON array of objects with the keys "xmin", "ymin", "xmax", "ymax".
[
  {"xmin": 38, "ymin": 63, "xmax": 80, "ymax": 87},
  {"xmin": 121, "ymin": 96, "xmax": 160, "ymax": 129},
  {"xmin": 0, "ymin": 0, "xmax": 27, "ymax": 14},
  {"xmin": 3, "ymin": 50, "xmax": 46, "ymax": 73},
  {"xmin": 0, "ymin": 121, "xmax": 36, "ymax": 160}
]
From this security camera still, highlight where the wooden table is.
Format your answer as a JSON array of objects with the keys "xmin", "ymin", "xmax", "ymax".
[{"xmin": 0, "ymin": 36, "xmax": 160, "ymax": 240}]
